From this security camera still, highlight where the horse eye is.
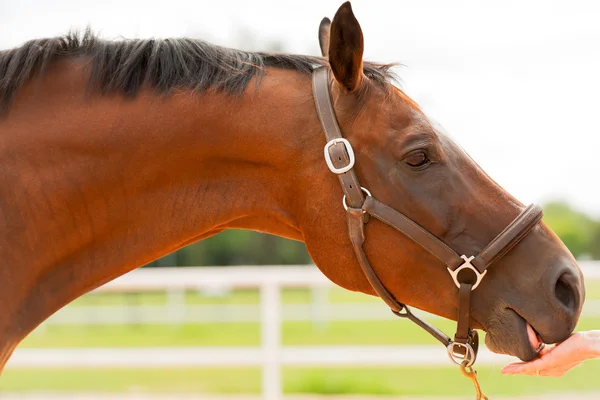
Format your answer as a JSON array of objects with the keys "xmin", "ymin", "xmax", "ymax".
[{"xmin": 404, "ymin": 151, "xmax": 430, "ymax": 168}]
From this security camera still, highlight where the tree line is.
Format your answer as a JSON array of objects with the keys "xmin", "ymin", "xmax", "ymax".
[
  {"xmin": 543, "ymin": 201, "xmax": 600, "ymax": 260},
  {"xmin": 146, "ymin": 200, "xmax": 600, "ymax": 268}
]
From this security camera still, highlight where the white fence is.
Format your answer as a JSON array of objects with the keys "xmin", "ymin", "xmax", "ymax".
[
  {"xmin": 8, "ymin": 261, "xmax": 600, "ymax": 400},
  {"xmin": 34, "ymin": 261, "xmax": 600, "ymax": 326}
]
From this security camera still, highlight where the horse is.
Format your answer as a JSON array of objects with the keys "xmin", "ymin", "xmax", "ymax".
[{"xmin": 0, "ymin": 1, "xmax": 584, "ymax": 374}]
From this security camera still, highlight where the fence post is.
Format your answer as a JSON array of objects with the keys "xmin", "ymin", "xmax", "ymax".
[
  {"xmin": 166, "ymin": 288, "xmax": 186, "ymax": 326},
  {"xmin": 310, "ymin": 284, "xmax": 329, "ymax": 331},
  {"xmin": 260, "ymin": 281, "xmax": 281, "ymax": 400}
]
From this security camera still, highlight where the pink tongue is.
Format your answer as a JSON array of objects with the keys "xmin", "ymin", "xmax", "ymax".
[{"xmin": 526, "ymin": 323, "xmax": 541, "ymax": 349}]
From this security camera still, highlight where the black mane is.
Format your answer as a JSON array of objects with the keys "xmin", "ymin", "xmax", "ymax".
[{"xmin": 0, "ymin": 29, "xmax": 396, "ymax": 112}]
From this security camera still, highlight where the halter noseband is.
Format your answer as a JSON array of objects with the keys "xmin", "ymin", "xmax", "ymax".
[{"xmin": 312, "ymin": 66, "xmax": 543, "ymax": 367}]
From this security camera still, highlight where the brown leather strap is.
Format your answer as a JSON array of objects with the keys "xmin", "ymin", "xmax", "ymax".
[
  {"xmin": 395, "ymin": 307, "xmax": 453, "ymax": 347},
  {"xmin": 346, "ymin": 206, "xmax": 404, "ymax": 312},
  {"xmin": 472, "ymin": 204, "xmax": 543, "ymax": 273},
  {"xmin": 312, "ymin": 67, "xmax": 342, "ymax": 142},
  {"xmin": 363, "ymin": 196, "xmax": 463, "ymax": 270},
  {"xmin": 346, "ymin": 206, "xmax": 452, "ymax": 347},
  {"xmin": 455, "ymin": 283, "xmax": 473, "ymax": 343},
  {"xmin": 313, "ymin": 67, "xmax": 364, "ymax": 208},
  {"xmin": 451, "ymin": 282, "xmax": 478, "ymax": 360},
  {"xmin": 328, "ymin": 145, "xmax": 365, "ymax": 208}
]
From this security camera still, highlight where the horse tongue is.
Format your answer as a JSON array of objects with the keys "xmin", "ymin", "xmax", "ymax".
[{"xmin": 526, "ymin": 322, "xmax": 543, "ymax": 351}]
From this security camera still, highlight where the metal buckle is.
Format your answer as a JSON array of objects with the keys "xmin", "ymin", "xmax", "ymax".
[
  {"xmin": 447, "ymin": 341, "xmax": 476, "ymax": 367},
  {"xmin": 343, "ymin": 187, "xmax": 371, "ymax": 211},
  {"xmin": 447, "ymin": 255, "xmax": 487, "ymax": 291},
  {"xmin": 324, "ymin": 138, "xmax": 355, "ymax": 174}
]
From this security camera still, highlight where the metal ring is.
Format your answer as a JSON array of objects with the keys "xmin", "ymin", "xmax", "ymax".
[
  {"xmin": 391, "ymin": 306, "xmax": 412, "ymax": 319},
  {"xmin": 342, "ymin": 187, "xmax": 371, "ymax": 211},
  {"xmin": 447, "ymin": 255, "xmax": 487, "ymax": 291},
  {"xmin": 447, "ymin": 341, "xmax": 476, "ymax": 367}
]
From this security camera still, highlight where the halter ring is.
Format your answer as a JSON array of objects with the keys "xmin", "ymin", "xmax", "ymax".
[
  {"xmin": 447, "ymin": 341, "xmax": 476, "ymax": 367},
  {"xmin": 343, "ymin": 187, "xmax": 371, "ymax": 211},
  {"xmin": 447, "ymin": 255, "xmax": 487, "ymax": 290}
]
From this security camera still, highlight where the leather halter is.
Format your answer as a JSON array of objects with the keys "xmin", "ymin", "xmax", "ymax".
[{"xmin": 312, "ymin": 66, "xmax": 544, "ymax": 366}]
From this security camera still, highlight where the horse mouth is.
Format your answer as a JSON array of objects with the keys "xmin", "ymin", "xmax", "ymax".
[
  {"xmin": 485, "ymin": 309, "xmax": 545, "ymax": 361},
  {"xmin": 526, "ymin": 320, "xmax": 545, "ymax": 354}
]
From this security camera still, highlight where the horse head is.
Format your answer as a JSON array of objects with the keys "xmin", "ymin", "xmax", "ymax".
[{"xmin": 301, "ymin": 2, "xmax": 584, "ymax": 362}]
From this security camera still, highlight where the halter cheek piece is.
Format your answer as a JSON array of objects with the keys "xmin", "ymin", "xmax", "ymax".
[{"xmin": 312, "ymin": 67, "xmax": 544, "ymax": 367}]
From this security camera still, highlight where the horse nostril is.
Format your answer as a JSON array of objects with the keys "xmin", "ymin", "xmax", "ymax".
[{"xmin": 555, "ymin": 273, "xmax": 576, "ymax": 311}]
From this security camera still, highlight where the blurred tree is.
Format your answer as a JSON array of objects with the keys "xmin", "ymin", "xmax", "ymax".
[
  {"xmin": 146, "ymin": 230, "xmax": 312, "ymax": 267},
  {"xmin": 542, "ymin": 201, "xmax": 597, "ymax": 259},
  {"xmin": 591, "ymin": 222, "xmax": 600, "ymax": 260}
]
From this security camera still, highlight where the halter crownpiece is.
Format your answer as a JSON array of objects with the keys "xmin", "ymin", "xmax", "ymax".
[{"xmin": 312, "ymin": 66, "xmax": 543, "ymax": 397}]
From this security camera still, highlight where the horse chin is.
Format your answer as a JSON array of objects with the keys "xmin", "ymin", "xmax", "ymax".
[{"xmin": 484, "ymin": 309, "xmax": 544, "ymax": 362}]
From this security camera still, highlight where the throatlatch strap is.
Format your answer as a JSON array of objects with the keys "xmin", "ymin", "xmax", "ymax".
[
  {"xmin": 346, "ymin": 206, "xmax": 452, "ymax": 347},
  {"xmin": 346, "ymin": 206, "xmax": 402, "ymax": 312}
]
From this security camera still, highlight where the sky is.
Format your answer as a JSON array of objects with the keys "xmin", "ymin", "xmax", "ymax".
[{"xmin": 1, "ymin": 0, "xmax": 599, "ymax": 217}]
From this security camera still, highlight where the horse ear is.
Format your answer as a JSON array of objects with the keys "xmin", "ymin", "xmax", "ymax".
[
  {"xmin": 328, "ymin": 1, "xmax": 364, "ymax": 92},
  {"xmin": 318, "ymin": 17, "xmax": 331, "ymax": 57}
]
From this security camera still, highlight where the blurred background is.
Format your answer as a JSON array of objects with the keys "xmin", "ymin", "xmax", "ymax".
[{"xmin": 1, "ymin": 0, "xmax": 599, "ymax": 399}]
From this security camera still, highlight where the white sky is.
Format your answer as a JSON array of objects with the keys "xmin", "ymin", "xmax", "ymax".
[{"xmin": 1, "ymin": 0, "xmax": 599, "ymax": 217}]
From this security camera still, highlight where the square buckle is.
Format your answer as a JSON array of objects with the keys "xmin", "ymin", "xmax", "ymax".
[
  {"xmin": 324, "ymin": 138, "xmax": 355, "ymax": 174},
  {"xmin": 447, "ymin": 341, "xmax": 476, "ymax": 367}
]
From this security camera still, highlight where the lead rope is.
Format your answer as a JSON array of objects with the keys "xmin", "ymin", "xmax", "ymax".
[{"xmin": 460, "ymin": 360, "xmax": 489, "ymax": 400}]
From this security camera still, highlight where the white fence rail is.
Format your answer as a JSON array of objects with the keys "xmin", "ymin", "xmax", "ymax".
[
  {"xmin": 37, "ymin": 261, "xmax": 600, "ymax": 326},
  {"xmin": 9, "ymin": 261, "xmax": 600, "ymax": 400}
]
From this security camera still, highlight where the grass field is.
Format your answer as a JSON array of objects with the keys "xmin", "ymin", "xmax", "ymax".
[
  {"xmin": 3, "ymin": 283, "xmax": 600, "ymax": 396},
  {"xmin": 17, "ymin": 316, "xmax": 600, "ymax": 348},
  {"xmin": 3, "ymin": 364, "xmax": 600, "ymax": 396},
  {"xmin": 0, "ymin": 362, "xmax": 600, "ymax": 398}
]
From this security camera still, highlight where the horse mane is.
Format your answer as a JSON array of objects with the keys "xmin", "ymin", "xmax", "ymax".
[{"xmin": 0, "ymin": 29, "xmax": 397, "ymax": 113}]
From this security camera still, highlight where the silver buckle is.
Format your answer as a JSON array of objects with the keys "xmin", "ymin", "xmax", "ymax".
[
  {"xmin": 447, "ymin": 255, "xmax": 487, "ymax": 291},
  {"xmin": 324, "ymin": 138, "xmax": 355, "ymax": 174},
  {"xmin": 447, "ymin": 341, "xmax": 476, "ymax": 367}
]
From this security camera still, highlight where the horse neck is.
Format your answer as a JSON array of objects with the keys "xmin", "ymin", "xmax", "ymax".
[{"xmin": 0, "ymin": 65, "xmax": 320, "ymax": 351}]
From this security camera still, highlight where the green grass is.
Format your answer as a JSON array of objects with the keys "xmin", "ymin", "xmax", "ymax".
[
  {"xmin": 2, "ymin": 363, "xmax": 600, "ymax": 395},
  {"xmin": 20, "ymin": 318, "xmax": 463, "ymax": 348},
  {"xmin": 584, "ymin": 281, "xmax": 600, "ymax": 300},
  {"xmin": 21, "ymin": 316, "xmax": 600, "ymax": 349},
  {"xmin": 25, "ymin": 317, "xmax": 600, "ymax": 348}
]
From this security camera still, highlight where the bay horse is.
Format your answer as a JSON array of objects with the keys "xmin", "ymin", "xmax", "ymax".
[{"xmin": 0, "ymin": 0, "xmax": 584, "ymax": 375}]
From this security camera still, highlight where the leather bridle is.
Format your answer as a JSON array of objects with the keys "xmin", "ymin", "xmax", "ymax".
[{"xmin": 312, "ymin": 66, "xmax": 544, "ymax": 367}]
